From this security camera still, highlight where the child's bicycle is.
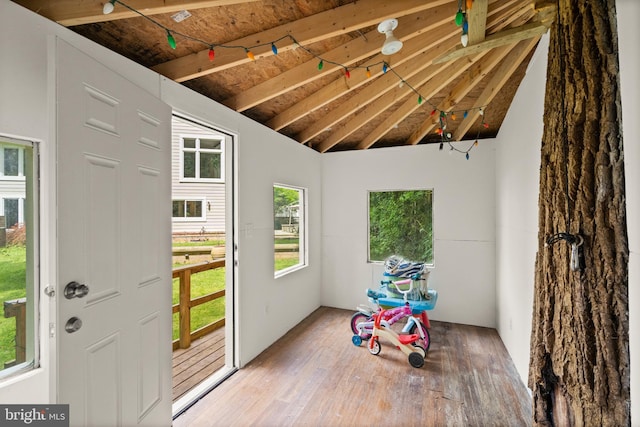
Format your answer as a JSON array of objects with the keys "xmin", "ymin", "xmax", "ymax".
[
  {"xmin": 350, "ymin": 277, "xmax": 430, "ymax": 352},
  {"xmin": 367, "ymin": 306, "xmax": 426, "ymax": 368}
]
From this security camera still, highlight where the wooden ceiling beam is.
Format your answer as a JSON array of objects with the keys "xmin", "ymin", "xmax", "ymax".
[
  {"xmin": 12, "ymin": 0, "xmax": 257, "ymax": 26},
  {"xmin": 299, "ymin": 31, "xmax": 459, "ymax": 146},
  {"xmin": 223, "ymin": 4, "xmax": 455, "ymax": 112},
  {"xmin": 269, "ymin": 0, "xmax": 516, "ymax": 134},
  {"xmin": 150, "ymin": 0, "xmax": 449, "ymax": 82},
  {"xmin": 316, "ymin": 57, "xmax": 463, "ymax": 153},
  {"xmin": 434, "ymin": 19, "xmax": 549, "ymax": 64},
  {"xmin": 405, "ymin": 42, "xmax": 515, "ymax": 146},
  {"xmin": 269, "ymin": 25, "xmax": 458, "ymax": 134},
  {"xmin": 451, "ymin": 36, "xmax": 541, "ymax": 141},
  {"xmin": 467, "ymin": 0, "xmax": 489, "ymax": 45},
  {"xmin": 485, "ymin": 1, "xmax": 534, "ymax": 34},
  {"xmin": 354, "ymin": 51, "xmax": 491, "ymax": 151}
]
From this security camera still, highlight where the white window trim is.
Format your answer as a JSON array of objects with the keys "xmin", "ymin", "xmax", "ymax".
[
  {"xmin": 172, "ymin": 197, "xmax": 207, "ymax": 222},
  {"xmin": 179, "ymin": 134, "xmax": 225, "ymax": 183},
  {"xmin": 274, "ymin": 183, "xmax": 308, "ymax": 278}
]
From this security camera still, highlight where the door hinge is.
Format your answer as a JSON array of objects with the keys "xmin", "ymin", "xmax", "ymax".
[{"xmin": 44, "ymin": 286, "xmax": 55, "ymax": 297}]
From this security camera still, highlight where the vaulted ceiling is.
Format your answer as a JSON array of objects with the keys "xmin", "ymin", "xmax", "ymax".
[{"xmin": 13, "ymin": 0, "xmax": 554, "ymax": 153}]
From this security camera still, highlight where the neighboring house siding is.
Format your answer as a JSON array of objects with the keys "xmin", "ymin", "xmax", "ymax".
[
  {"xmin": 0, "ymin": 143, "xmax": 27, "ymax": 227},
  {"xmin": 171, "ymin": 116, "xmax": 225, "ymax": 234}
]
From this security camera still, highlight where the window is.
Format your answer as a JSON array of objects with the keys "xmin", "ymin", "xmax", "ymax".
[
  {"xmin": 368, "ymin": 189, "xmax": 433, "ymax": 264},
  {"xmin": 181, "ymin": 136, "xmax": 223, "ymax": 181},
  {"xmin": 172, "ymin": 199, "xmax": 205, "ymax": 221},
  {"xmin": 0, "ymin": 137, "xmax": 38, "ymax": 379},
  {"xmin": 2, "ymin": 198, "xmax": 20, "ymax": 229},
  {"xmin": 1, "ymin": 145, "xmax": 24, "ymax": 178},
  {"xmin": 274, "ymin": 184, "xmax": 307, "ymax": 277}
]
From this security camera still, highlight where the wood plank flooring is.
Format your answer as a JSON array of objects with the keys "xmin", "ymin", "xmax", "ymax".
[
  {"xmin": 173, "ymin": 306, "xmax": 532, "ymax": 426},
  {"xmin": 172, "ymin": 326, "xmax": 225, "ymax": 401}
]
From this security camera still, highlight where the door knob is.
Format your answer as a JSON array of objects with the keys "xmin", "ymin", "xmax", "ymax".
[
  {"xmin": 65, "ymin": 317, "xmax": 83, "ymax": 333},
  {"xmin": 64, "ymin": 281, "xmax": 89, "ymax": 299}
]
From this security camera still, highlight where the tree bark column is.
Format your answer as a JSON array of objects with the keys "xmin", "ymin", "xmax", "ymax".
[{"xmin": 529, "ymin": 1, "xmax": 630, "ymax": 426}]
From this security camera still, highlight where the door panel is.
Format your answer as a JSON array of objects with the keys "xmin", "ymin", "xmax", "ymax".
[{"xmin": 56, "ymin": 39, "xmax": 172, "ymax": 426}]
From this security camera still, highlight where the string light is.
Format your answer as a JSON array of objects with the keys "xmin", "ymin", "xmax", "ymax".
[
  {"xmin": 455, "ymin": 9, "xmax": 465, "ymax": 26},
  {"xmin": 105, "ymin": 0, "xmax": 491, "ymax": 150},
  {"xmin": 103, "ymin": 0, "xmax": 116, "ymax": 15},
  {"xmin": 166, "ymin": 30, "xmax": 176, "ymax": 49}
]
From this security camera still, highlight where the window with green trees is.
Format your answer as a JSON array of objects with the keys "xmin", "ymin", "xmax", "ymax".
[
  {"xmin": 273, "ymin": 184, "xmax": 306, "ymax": 276},
  {"xmin": 368, "ymin": 189, "xmax": 433, "ymax": 264}
]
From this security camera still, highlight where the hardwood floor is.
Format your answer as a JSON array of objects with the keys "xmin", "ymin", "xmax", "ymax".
[
  {"xmin": 173, "ymin": 306, "xmax": 532, "ymax": 427},
  {"xmin": 173, "ymin": 326, "xmax": 225, "ymax": 401}
]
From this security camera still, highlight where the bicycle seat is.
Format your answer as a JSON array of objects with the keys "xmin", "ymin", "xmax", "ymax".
[{"xmin": 398, "ymin": 334, "xmax": 419, "ymax": 345}]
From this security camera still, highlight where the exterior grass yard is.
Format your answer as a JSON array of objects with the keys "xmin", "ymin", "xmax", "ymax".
[{"xmin": 0, "ymin": 246, "xmax": 27, "ymax": 367}]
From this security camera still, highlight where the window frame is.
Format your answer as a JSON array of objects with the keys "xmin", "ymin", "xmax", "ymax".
[
  {"xmin": 172, "ymin": 198, "xmax": 207, "ymax": 222},
  {"xmin": 0, "ymin": 136, "xmax": 39, "ymax": 381},
  {"xmin": 273, "ymin": 183, "xmax": 308, "ymax": 278},
  {"xmin": 179, "ymin": 134, "xmax": 224, "ymax": 183},
  {"xmin": 367, "ymin": 188, "xmax": 434, "ymax": 265}
]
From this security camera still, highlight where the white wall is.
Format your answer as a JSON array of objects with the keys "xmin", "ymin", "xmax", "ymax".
[
  {"xmin": 494, "ymin": 33, "xmax": 548, "ymax": 385},
  {"xmin": 618, "ymin": 0, "xmax": 640, "ymax": 423},
  {"xmin": 0, "ymin": 0, "xmax": 323, "ymax": 404},
  {"xmin": 321, "ymin": 142, "xmax": 496, "ymax": 327}
]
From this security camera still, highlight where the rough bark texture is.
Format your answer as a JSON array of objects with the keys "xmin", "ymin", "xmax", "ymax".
[{"xmin": 529, "ymin": 1, "xmax": 630, "ymax": 426}]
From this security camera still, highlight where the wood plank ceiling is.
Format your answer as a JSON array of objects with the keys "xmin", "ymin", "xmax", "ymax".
[{"xmin": 14, "ymin": 0, "xmax": 554, "ymax": 153}]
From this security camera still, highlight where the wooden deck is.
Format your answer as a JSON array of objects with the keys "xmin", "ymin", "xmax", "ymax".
[
  {"xmin": 172, "ymin": 326, "xmax": 225, "ymax": 402},
  {"xmin": 174, "ymin": 306, "xmax": 533, "ymax": 427}
]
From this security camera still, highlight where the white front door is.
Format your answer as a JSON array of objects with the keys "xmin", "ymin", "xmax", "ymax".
[{"xmin": 56, "ymin": 40, "xmax": 172, "ymax": 426}]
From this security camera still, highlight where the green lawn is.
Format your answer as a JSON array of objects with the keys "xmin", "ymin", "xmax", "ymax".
[{"xmin": 0, "ymin": 246, "xmax": 27, "ymax": 367}]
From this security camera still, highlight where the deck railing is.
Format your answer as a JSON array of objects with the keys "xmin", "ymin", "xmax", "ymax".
[
  {"xmin": 3, "ymin": 298, "xmax": 26, "ymax": 368},
  {"xmin": 172, "ymin": 258, "xmax": 225, "ymax": 350}
]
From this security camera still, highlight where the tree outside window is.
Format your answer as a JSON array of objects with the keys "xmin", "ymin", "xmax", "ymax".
[{"xmin": 368, "ymin": 189, "xmax": 433, "ymax": 264}]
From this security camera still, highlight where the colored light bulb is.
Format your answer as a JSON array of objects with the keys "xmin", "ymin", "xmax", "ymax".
[
  {"xmin": 366, "ymin": 68, "xmax": 371, "ymax": 78},
  {"xmin": 318, "ymin": 60, "xmax": 324, "ymax": 70},
  {"xmin": 246, "ymin": 49, "xmax": 255, "ymax": 60},
  {"xmin": 382, "ymin": 62, "xmax": 388, "ymax": 73},
  {"xmin": 271, "ymin": 43, "xmax": 278, "ymax": 55},
  {"xmin": 418, "ymin": 95, "xmax": 422, "ymax": 105},
  {"xmin": 167, "ymin": 31, "xmax": 176, "ymax": 49},
  {"xmin": 455, "ymin": 10, "xmax": 464, "ymax": 26},
  {"xmin": 208, "ymin": 47, "xmax": 215, "ymax": 61}
]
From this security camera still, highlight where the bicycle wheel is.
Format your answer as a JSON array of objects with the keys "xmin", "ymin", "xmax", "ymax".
[
  {"xmin": 408, "ymin": 351, "xmax": 424, "ymax": 368},
  {"xmin": 368, "ymin": 339, "xmax": 381, "ymax": 355},
  {"xmin": 351, "ymin": 335, "xmax": 362, "ymax": 347},
  {"xmin": 350, "ymin": 312, "xmax": 372, "ymax": 340},
  {"xmin": 409, "ymin": 321, "xmax": 430, "ymax": 353}
]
